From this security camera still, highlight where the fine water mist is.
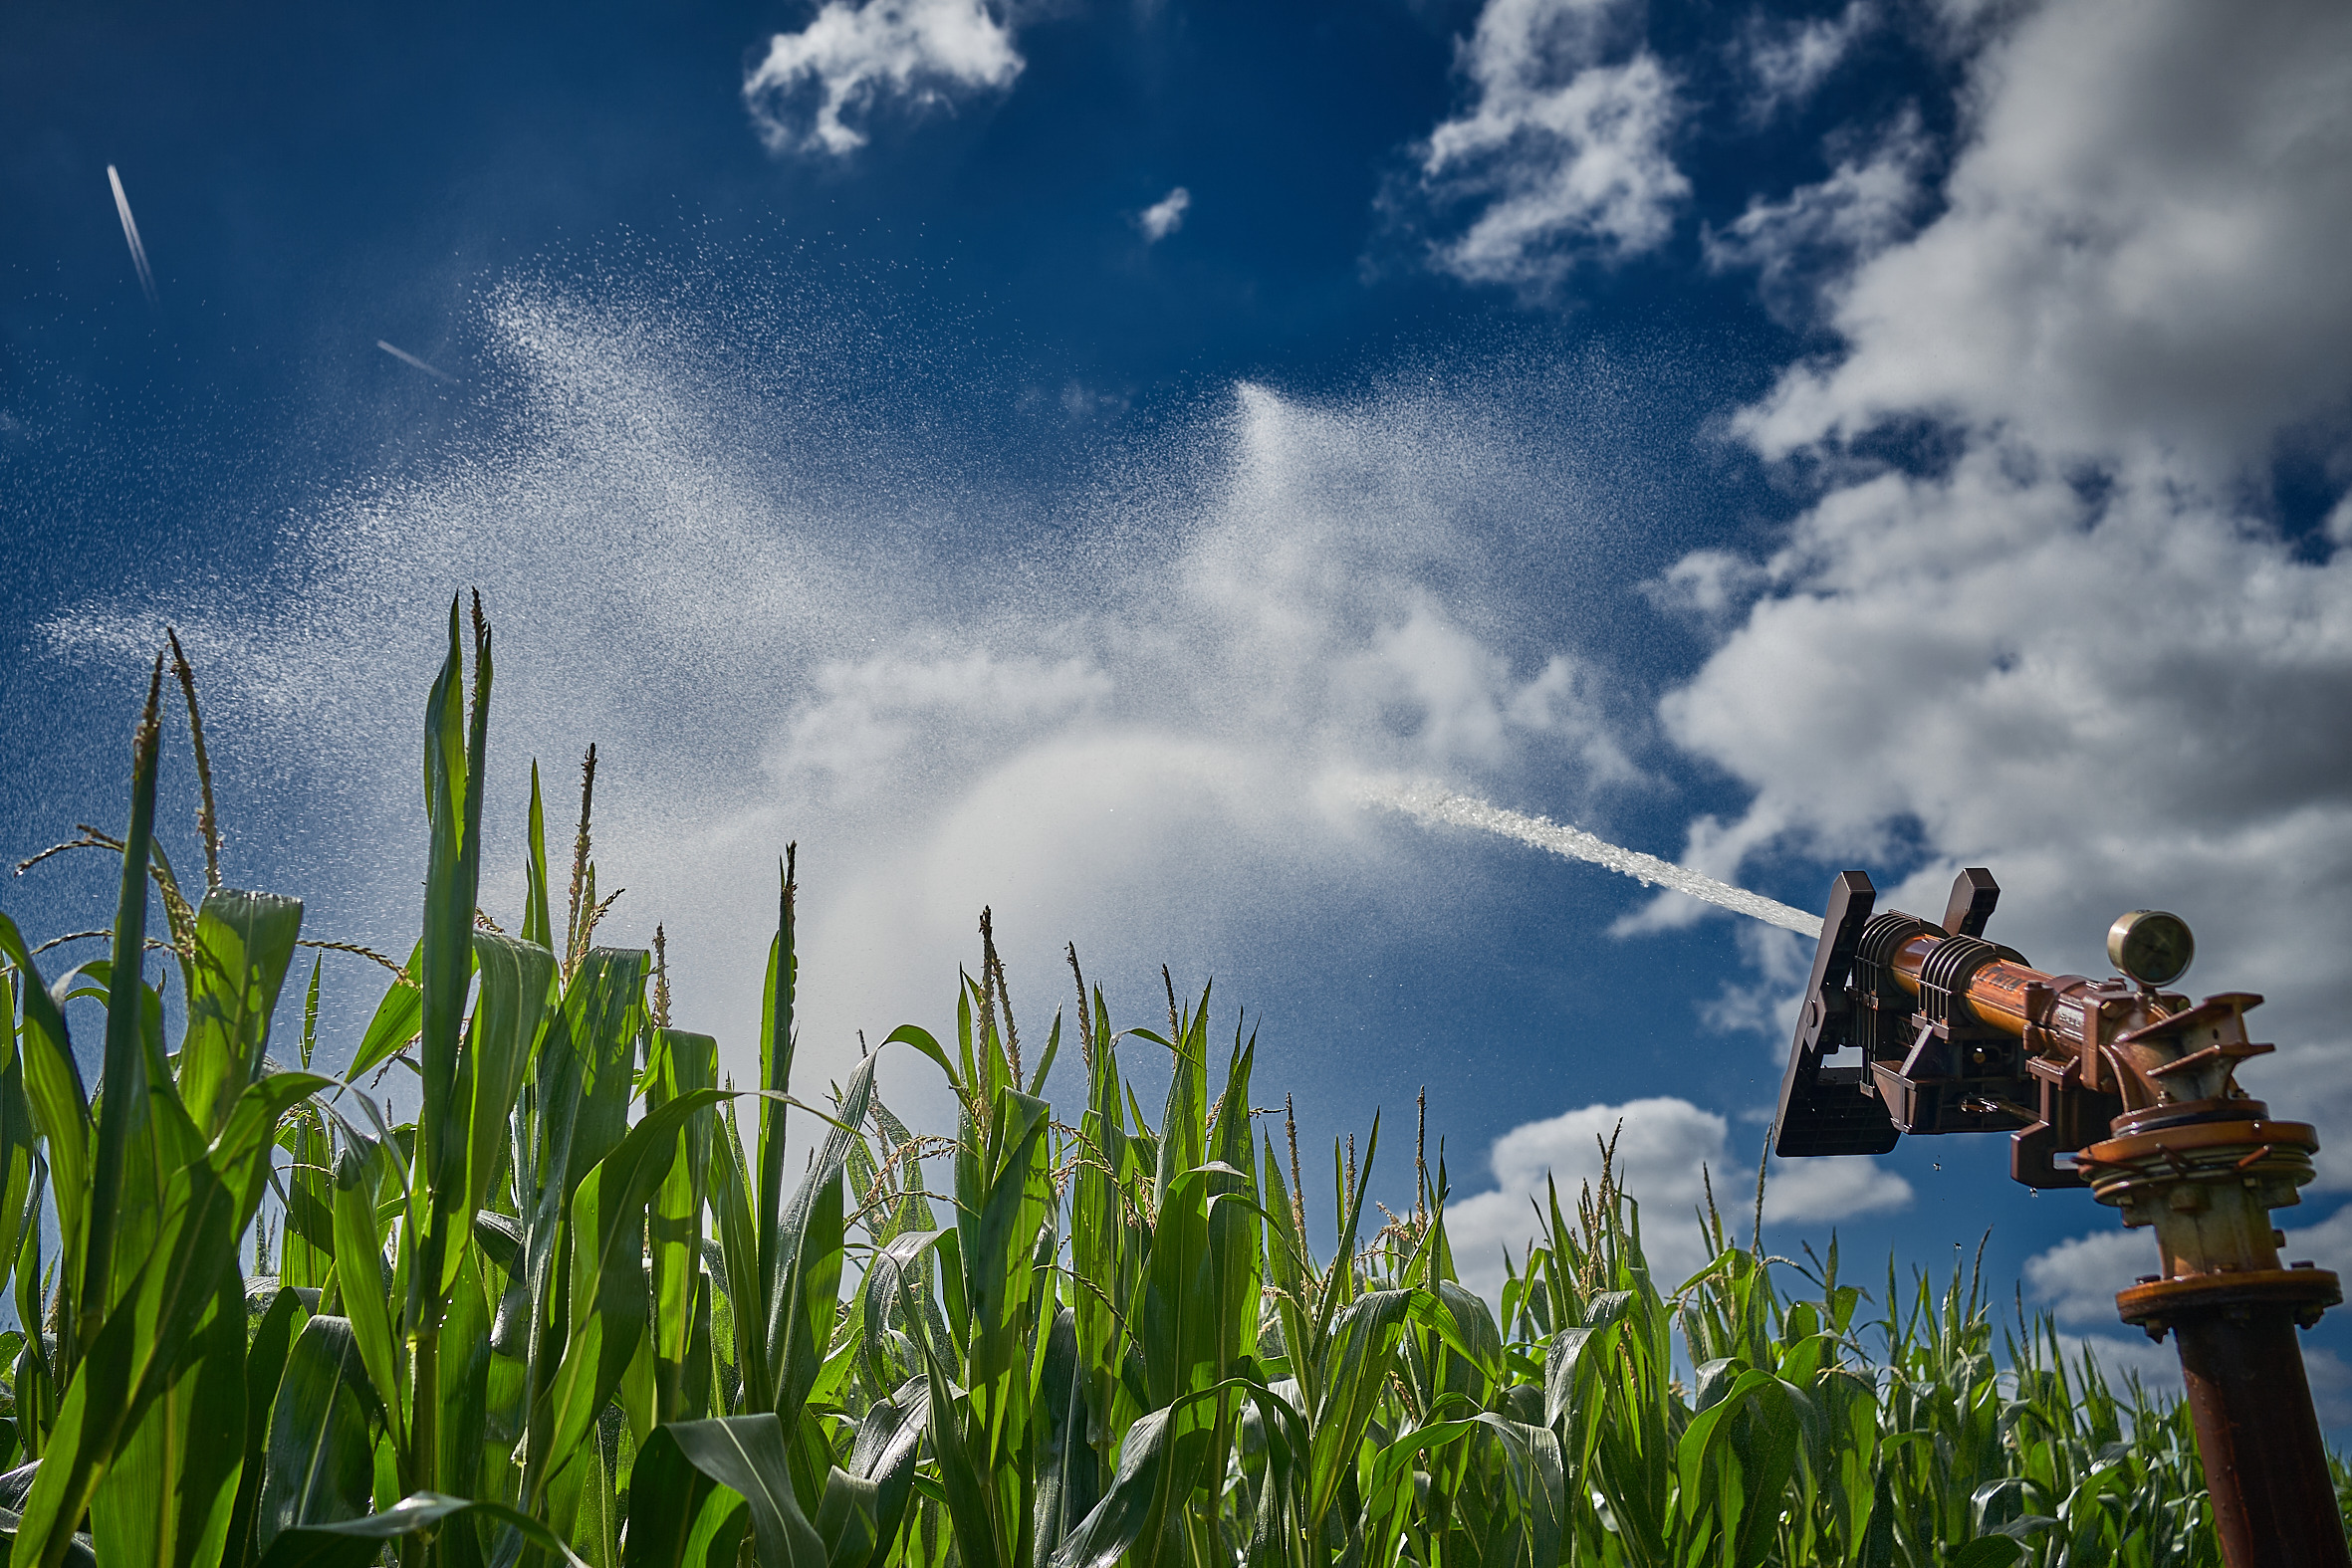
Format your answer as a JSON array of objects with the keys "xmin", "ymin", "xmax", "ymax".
[{"xmin": 26, "ymin": 246, "xmax": 1746, "ymax": 1120}]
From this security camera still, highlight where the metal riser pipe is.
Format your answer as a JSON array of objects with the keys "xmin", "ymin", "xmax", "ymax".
[{"xmin": 2174, "ymin": 1308, "xmax": 2348, "ymax": 1568}]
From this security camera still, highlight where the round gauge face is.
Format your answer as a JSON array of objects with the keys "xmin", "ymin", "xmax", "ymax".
[{"xmin": 2108, "ymin": 910, "xmax": 2195, "ymax": 987}]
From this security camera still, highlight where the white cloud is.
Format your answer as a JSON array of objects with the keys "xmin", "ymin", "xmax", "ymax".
[
  {"xmin": 1137, "ymin": 187, "xmax": 1190, "ymax": 243},
  {"xmin": 1414, "ymin": 0, "xmax": 1687, "ymax": 294},
  {"xmin": 744, "ymin": 0, "xmax": 1023, "ymax": 155},
  {"xmin": 777, "ymin": 651, "xmax": 1112, "ymax": 789},
  {"xmin": 1648, "ymin": 0, "xmax": 2352, "ymax": 1162},
  {"xmin": 1704, "ymin": 108, "xmax": 1932, "ymax": 324},
  {"xmin": 1694, "ymin": 920, "xmax": 1810, "ymax": 1037},
  {"xmin": 1444, "ymin": 1095, "xmax": 1911, "ymax": 1295},
  {"xmin": 1737, "ymin": 0, "xmax": 2352, "ymax": 467},
  {"xmin": 1639, "ymin": 548, "xmax": 1767, "ymax": 626},
  {"xmin": 1743, "ymin": 1, "xmax": 1873, "ymax": 116}
]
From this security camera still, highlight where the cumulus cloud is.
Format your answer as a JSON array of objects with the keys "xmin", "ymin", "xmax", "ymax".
[
  {"xmin": 1742, "ymin": 1, "xmax": 1873, "ymax": 116},
  {"xmin": 1444, "ymin": 1095, "xmax": 1911, "ymax": 1294},
  {"xmin": 1137, "ymin": 187, "xmax": 1190, "ymax": 243},
  {"xmin": 1736, "ymin": 0, "xmax": 2352, "ymax": 466},
  {"xmin": 1704, "ymin": 108, "xmax": 1932, "ymax": 325},
  {"xmin": 1412, "ymin": 0, "xmax": 1687, "ymax": 294},
  {"xmin": 1641, "ymin": 0, "xmax": 2352, "ymax": 1175},
  {"xmin": 744, "ymin": 0, "xmax": 1023, "ymax": 155}
]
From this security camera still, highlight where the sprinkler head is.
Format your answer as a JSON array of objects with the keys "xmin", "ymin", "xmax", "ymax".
[{"xmin": 2108, "ymin": 909, "xmax": 2194, "ymax": 989}]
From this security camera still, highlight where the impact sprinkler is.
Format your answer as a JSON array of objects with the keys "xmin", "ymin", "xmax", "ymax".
[{"xmin": 1776, "ymin": 869, "xmax": 2347, "ymax": 1568}]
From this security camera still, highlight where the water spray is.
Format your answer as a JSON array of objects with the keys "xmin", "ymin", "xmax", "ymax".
[
  {"xmin": 376, "ymin": 339, "xmax": 459, "ymax": 381},
  {"xmin": 1353, "ymin": 778, "xmax": 1820, "ymax": 935},
  {"xmin": 107, "ymin": 164, "xmax": 159, "ymax": 309}
]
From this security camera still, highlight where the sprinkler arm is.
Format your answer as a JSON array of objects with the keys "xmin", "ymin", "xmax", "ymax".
[{"xmin": 1774, "ymin": 867, "xmax": 2348, "ymax": 1568}]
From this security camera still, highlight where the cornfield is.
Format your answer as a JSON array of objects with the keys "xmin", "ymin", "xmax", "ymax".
[{"xmin": 0, "ymin": 599, "xmax": 2340, "ymax": 1568}]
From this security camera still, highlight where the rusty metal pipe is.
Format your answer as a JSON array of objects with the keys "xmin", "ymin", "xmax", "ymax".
[{"xmin": 2173, "ymin": 1307, "xmax": 2347, "ymax": 1567}]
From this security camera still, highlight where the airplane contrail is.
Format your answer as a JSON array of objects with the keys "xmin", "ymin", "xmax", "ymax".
[
  {"xmin": 1354, "ymin": 778, "xmax": 1824, "ymax": 936},
  {"xmin": 107, "ymin": 165, "xmax": 158, "ymax": 308},
  {"xmin": 376, "ymin": 339, "xmax": 457, "ymax": 380}
]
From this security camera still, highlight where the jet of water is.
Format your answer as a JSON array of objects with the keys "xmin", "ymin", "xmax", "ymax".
[
  {"xmin": 107, "ymin": 165, "xmax": 158, "ymax": 309},
  {"xmin": 376, "ymin": 339, "xmax": 458, "ymax": 380},
  {"xmin": 1356, "ymin": 778, "xmax": 1823, "ymax": 937}
]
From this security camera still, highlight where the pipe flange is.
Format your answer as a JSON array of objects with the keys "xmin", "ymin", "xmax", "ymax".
[
  {"xmin": 2076, "ymin": 1118, "xmax": 2319, "ymax": 1210},
  {"xmin": 2116, "ymin": 1267, "xmax": 2341, "ymax": 1336}
]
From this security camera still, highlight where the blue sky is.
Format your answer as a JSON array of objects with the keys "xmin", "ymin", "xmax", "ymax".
[{"xmin": 7, "ymin": 0, "xmax": 2352, "ymax": 1408}]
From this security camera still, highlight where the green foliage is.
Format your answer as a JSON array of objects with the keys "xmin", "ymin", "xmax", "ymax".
[{"xmin": 0, "ymin": 602, "xmax": 2341, "ymax": 1568}]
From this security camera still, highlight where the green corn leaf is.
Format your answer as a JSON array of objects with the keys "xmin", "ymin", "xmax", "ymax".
[
  {"xmin": 1675, "ymin": 1369, "xmax": 1802, "ymax": 1568},
  {"xmin": 1303, "ymin": 1289, "xmax": 1414, "ymax": 1534},
  {"xmin": 816, "ymin": 1466, "xmax": 879, "ymax": 1568},
  {"xmin": 1358, "ymin": 1415, "xmax": 1490, "ymax": 1563},
  {"xmin": 0, "ymin": 968, "xmax": 40, "ymax": 1330},
  {"xmin": 535, "ymin": 1088, "xmax": 730, "ymax": 1488},
  {"xmin": 756, "ymin": 862, "xmax": 797, "ymax": 1303},
  {"xmin": 216, "ymin": 1073, "xmax": 338, "ymax": 1231},
  {"xmin": 549, "ymin": 948, "xmax": 651, "ymax": 1202},
  {"xmin": 638, "ymin": 1416, "xmax": 828, "ymax": 1568},
  {"xmin": 13, "ymin": 1121, "xmax": 243, "ymax": 1567},
  {"xmin": 13, "ymin": 1160, "xmax": 54, "ymax": 1444},
  {"xmin": 174, "ymin": 888, "xmax": 305, "ymax": 1140},
  {"xmin": 874, "ymin": 1223, "xmax": 1004, "ymax": 1568},
  {"xmin": 437, "ymin": 931, "xmax": 556, "ymax": 1299},
  {"xmin": 958, "ymin": 1087, "xmax": 1051, "ymax": 1387},
  {"xmin": 256, "ymin": 1315, "xmax": 385, "ymax": 1553},
  {"xmin": 847, "ymin": 1379, "xmax": 929, "ymax": 1568},
  {"xmin": 1257, "ymin": 1132, "xmax": 1312, "ymax": 1401},
  {"xmin": 877, "ymin": 1025, "xmax": 959, "ymax": 1101},
  {"xmin": 346, "ymin": 945, "xmax": 425, "ymax": 1082},
  {"xmin": 619, "ymin": 1425, "xmax": 734, "ymax": 1568},
  {"xmin": 710, "ymin": 1101, "xmax": 771, "ymax": 1414},
  {"xmin": 1069, "ymin": 1017, "xmax": 1128, "ymax": 1453},
  {"xmin": 280, "ymin": 1103, "xmax": 337, "ymax": 1290},
  {"xmin": 329, "ymin": 1132, "xmax": 406, "ymax": 1453},
  {"xmin": 649, "ymin": 1029, "xmax": 718, "ymax": 1424},
  {"xmin": 523, "ymin": 761, "xmax": 555, "ymax": 951},
  {"xmin": 436, "ymin": 1247, "xmax": 496, "ymax": 1568},
  {"xmin": 417, "ymin": 596, "xmax": 491, "ymax": 1267},
  {"xmin": 1025, "ymin": 1012, "xmax": 1060, "ymax": 1100},
  {"xmin": 1047, "ymin": 1380, "xmax": 1295, "ymax": 1568},
  {"xmin": 91, "ymin": 1268, "xmax": 248, "ymax": 1568},
  {"xmin": 255, "ymin": 1491, "xmax": 588, "ymax": 1568},
  {"xmin": 1030, "ymin": 1306, "xmax": 1100, "ymax": 1568},
  {"xmin": 225, "ymin": 1286, "xmax": 310, "ymax": 1567},
  {"xmin": 300, "ymin": 953, "xmax": 321, "ymax": 1070},
  {"xmin": 83, "ymin": 661, "xmax": 166, "ymax": 1360},
  {"xmin": 0, "ymin": 917, "xmax": 93, "ymax": 1340},
  {"xmin": 770, "ymin": 1053, "xmax": 879, "ymax": 1434},
  {"xmin": 1307, "ymin": 1116, "xmax": 1379, "ymax": 1359},
  {"xmin": 1145, "ymin": 1012, "xmax": 1207, "ymax": 1212}
]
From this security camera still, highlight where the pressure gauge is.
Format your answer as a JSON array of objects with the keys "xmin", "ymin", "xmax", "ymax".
[{"xmin": 2107, "ymin": 909, "xmax": 2194, "ymax": 988}]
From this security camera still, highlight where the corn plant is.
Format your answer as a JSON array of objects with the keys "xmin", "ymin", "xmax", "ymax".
[{"xmin": 0, "ymin": 599, "xmax": 2341, "ymax": 1568}]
